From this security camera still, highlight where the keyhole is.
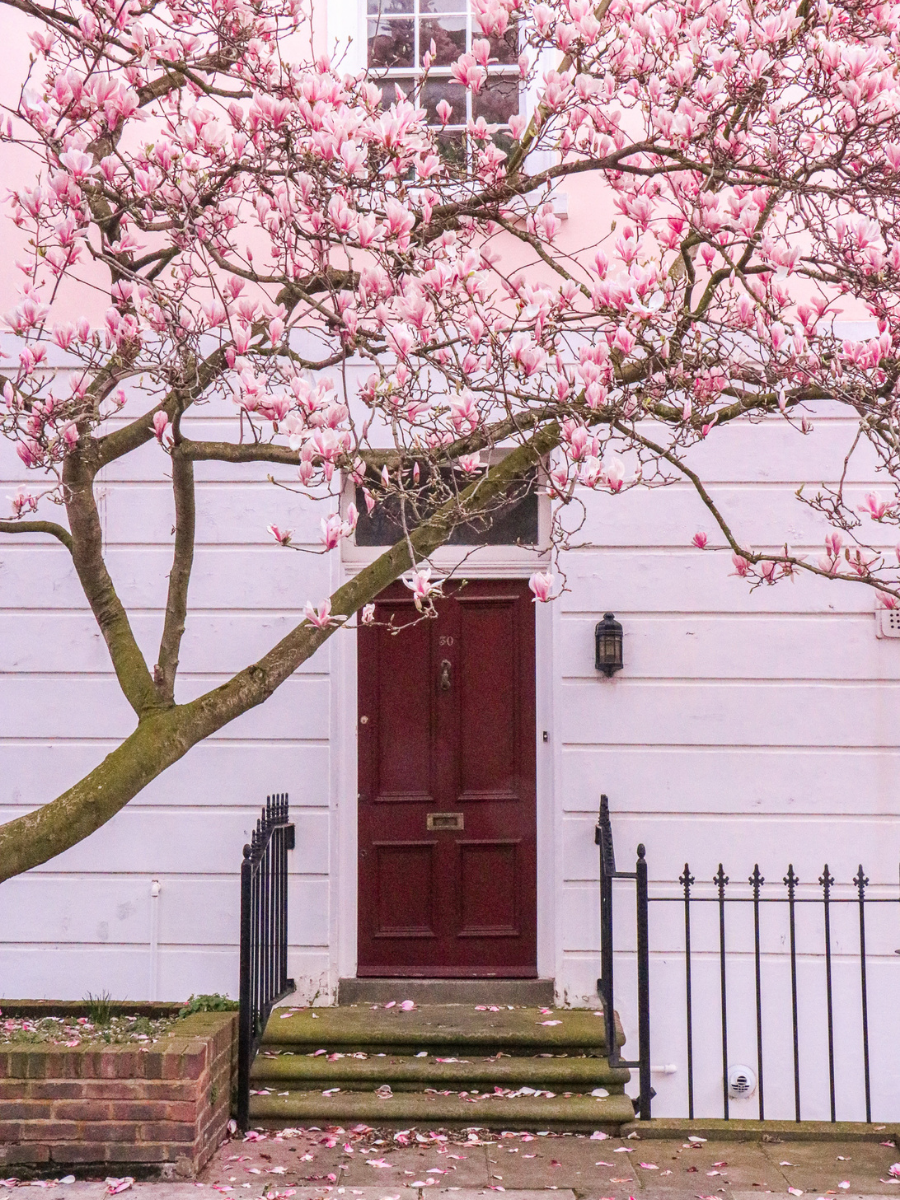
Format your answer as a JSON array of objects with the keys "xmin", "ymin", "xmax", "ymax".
[{"xmin": 439, "ymin": 659, "xmax": 452, "ymax": 691}]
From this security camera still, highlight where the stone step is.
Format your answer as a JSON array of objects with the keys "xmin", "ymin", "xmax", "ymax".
[
  {"xmin": 251, "ymin": 1052, "xmax": 630, "ymax": 1091},
  {"xmin": 262, "ymin": 1006, "xmax": 622, "ymax": 1056},
  {"xmin": 248, "ymin": 1087, "xmax": 635, "ymax": 1131},
  {"xmin": 336, "ymin": 979, "xmax": 556, "ymax": 1006}
]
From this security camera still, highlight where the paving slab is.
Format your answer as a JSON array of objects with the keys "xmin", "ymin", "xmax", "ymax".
[
  {"xmin": 444, "ymin": 1192, "xmax": 577, "ymax": 1200},
  {"xmin": 633, "ymin": 1139, "xmax": 791, "ymax": 1194},
  {"xmin": 759, "ymin": 1140, "xmax": 900, "ymax": 1195},
  {"xmin": 330, "ymin": 1142, "xmax": 491, "ymax": 1189}
]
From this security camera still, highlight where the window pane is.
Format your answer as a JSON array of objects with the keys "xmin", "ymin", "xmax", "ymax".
[
  {"xmin": 436, "ymin": 129, "xmax": 467, "ymax": 168},
  {"xmin": 489, "ymin": 21, "xmax": 519, "ymax": 64},
  {"xmin": 420, "ymin": 14, "xmax": 467, "ymax": 65},
  {"xmin": 419, "ymin": 78, "xmax": 467, "ymax": 124},
  {"xmin": 420, "ymin": 0, "xmax": 469, "ymax": 12},
  {"xmin": 368, "ymin": 17, "xmax": 415, "ymax": 68},
  {"xmin": 354, "ymin": 469, "xmax": 540, "ymax": 546},
  {"xmin": 367, "ymin": 0, "xmax": 413, "ymax": 13},
  {"xmin": 474, "ymin": 75, "xmax": 519, "ymax": 124},
  {"xmin": 379, "ymin": 77, "xmax": 417, "ymax": 108}
]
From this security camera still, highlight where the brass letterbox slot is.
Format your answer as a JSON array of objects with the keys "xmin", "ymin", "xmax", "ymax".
[{"xmin": 427, "ymin": 812, "xmax": 464, "ymax": 831}]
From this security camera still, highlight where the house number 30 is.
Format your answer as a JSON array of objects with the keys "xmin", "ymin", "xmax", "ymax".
[{"xmin": 439, "ymin": 635, "xmax": 454, "ymax": 646}]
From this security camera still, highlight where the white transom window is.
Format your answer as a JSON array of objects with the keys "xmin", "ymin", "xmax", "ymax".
[{"xmin": 367, "ymin": 0, "xmax": 520, "ymax": 162}]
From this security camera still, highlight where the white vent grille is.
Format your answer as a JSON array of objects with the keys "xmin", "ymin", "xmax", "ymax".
[
  {"xmin": 727, "ymin": 1064, "xmax": 757, "ymax": 1099},
  {"xmin": 876, "ymin": 608, "xmax": 900, "ymax": 638}
]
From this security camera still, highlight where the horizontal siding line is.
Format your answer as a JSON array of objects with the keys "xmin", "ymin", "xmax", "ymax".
[
  {"xmin": 0, "ymin": 941, "xmax": 329, "ymax": 951},
  {"xmin": 0, "ymin": 541, "xmax": 324, "ymax": 550},
  {"xmin": 0, "ymin": 543, "xmax": 322, "ymax": 553},
  {"xmin": 0, "ymin": 811, "xmax": 336, "ymax": 820},
  {"xmin": 561, "ymin": 743, "xmax": 900, "ymax": 755},
  {"xmin": 560, "ymin": 740, "xmax": 900, "ymax": 751},
  {"xmin": 561, "ymin": 809, "xmax": 900, "ymax": 819},
  {"xmin": 559, "ymin": 611, "xmax": 881, "ymax": 622},
  {"xmin": 561, "ymin": 545, "xmax": 897, "ymax": 555},
  {"xmin": 17, "ymin": 876, "xmax": 330, "ymax": 885},
  {"xmin": 0, "ymin": 671, "xmax": 329, "ymax": 681},
  {"xmin": 0, "ymin": 737, "xmax": 331, "ymax": 747},
  {"xmin": 562, "ymin": 677, "xmax": 900, "ymax": 689},
  {"xmin": 560, "ymin": 674, "xmax": 900, "ymax": 685},
  {"xmin": 561, "ymin": 810, "xmax": 900, "ymax": 823},
  {"xmin": 0, "ymin": 607, "xmax": 335, "ymax": 615},
  {"xmin": 1, "ymin": 871, "xmax": 331, "ymax": 881}
]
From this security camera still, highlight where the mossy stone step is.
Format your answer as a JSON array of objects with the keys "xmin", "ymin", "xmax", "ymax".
[
  {"xmin": 263, "ymin": 1006, "xmax": 622, "ymax": 1055},
  {"xmin": 251, "ymin": 1052, "xmax": 630, "ymax": 1090},
  {"xmin": 249, "ymin": 1087, "xmax": 635, "ymax": 1131}
]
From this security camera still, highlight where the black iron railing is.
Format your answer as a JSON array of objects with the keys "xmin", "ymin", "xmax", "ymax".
[
  {"xmin": 597, "ymin": 795, "xmax": 900, "ymax": 1123},
  {"xmin": 237, "ymin": 793, "xmax": 295, "ymax": 1130},
  {"xmin": 595, "ymin": 794, "xmax": 653, "ymax": 1118},
  {"xmin": 672, "ymin": 856, "xmax": 895, "ymax": 1122}
]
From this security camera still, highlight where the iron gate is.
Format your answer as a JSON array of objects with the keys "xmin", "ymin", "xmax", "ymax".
[
  {"xmin": 237, "ymin": 793, "xmax": 295, "ymax": 1130},
  {"xmin": 597, "ymin": 796, "xmax": 900, "ymax": 1122}
]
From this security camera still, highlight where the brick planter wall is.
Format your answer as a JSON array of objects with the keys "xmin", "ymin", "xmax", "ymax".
[{"xmin": 0, "ymin": 1010, "xmax": 237, "ymax": 1177}]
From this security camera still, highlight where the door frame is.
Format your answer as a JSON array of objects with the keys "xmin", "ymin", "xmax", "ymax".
[{"xmin": 332, "ymin": 537, "xmax": 558, "ymax": 994}]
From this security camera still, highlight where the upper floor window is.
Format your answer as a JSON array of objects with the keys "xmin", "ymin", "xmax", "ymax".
[{"xmin": 367, "ymin": 0, "xmax": 520, "ymax": 164}]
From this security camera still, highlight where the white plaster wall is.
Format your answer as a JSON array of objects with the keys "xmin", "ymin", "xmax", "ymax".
[
  {"xmin": 0, "ymin": 391, "xmax": 338, "ymax": 1005},
  {"xmin": 552, "ymin": 412, "xmax": 900, "ymax": 1121}
]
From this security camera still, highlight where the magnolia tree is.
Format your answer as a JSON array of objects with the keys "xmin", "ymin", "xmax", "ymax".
[{"xmin": 1, "ymin": 0, "xmax": 900, "ymax": 881}]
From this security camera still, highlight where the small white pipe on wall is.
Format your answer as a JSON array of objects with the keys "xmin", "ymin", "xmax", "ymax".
[{"xmin": 149, "ymin": 879, "xmax": 161, "ymax": 1000}]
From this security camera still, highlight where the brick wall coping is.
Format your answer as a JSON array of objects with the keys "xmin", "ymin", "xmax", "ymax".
[{"xmin": 0, "ymin": 1002, "xmax": 184, "ymax": 1020}]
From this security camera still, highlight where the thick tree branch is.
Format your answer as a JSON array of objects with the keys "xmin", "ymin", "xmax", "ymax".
[
  {"xmin": 0, "ymin": 423, "xmax": 560, "ymax": 881},
  {"xmin": 62, "ymin": 451, "xmax": 159, "ymax": 717},
  {"xmin": 0, "ymin": 519, "xmax": 73, "ymax": 550},
  {"xmin": 155, "ymin": 449, "xmax": 196, "ymax": 704}
]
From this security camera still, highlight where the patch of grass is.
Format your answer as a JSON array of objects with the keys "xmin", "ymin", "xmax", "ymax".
[
  {"xmin": 85, "ymin": 991, "xmax": 113, "ymax": 1026},
  {"xmin": 179, "ymin": 993, "xmax": 239, "ymax": 1017}
]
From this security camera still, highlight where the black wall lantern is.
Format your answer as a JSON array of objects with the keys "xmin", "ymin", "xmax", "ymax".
[{"xmin": 595, "ymin": 612, "xmax": 623, "ymax": 677}]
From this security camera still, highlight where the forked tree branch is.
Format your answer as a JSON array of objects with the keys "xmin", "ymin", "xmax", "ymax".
[
  {"xmin": 155, "ymin": 449, "xmax": 196, "ymax": 704},
  {"xmin": 62, "ymin": 451, "xmax": 160, "ymax": 717},
  {"xmin": 0, "ymin": 421, "xmax": 561, "ymax": 882}
]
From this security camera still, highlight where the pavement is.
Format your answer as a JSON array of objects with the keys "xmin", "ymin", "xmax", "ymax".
[{"xmin": 8, "ymin": 1128, "xmax": 900, "ymax": 1200}]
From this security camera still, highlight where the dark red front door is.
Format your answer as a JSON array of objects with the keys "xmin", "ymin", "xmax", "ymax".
[{"xmin": 357, "ymin": 579, "xmax": 537, "ymax": 977}]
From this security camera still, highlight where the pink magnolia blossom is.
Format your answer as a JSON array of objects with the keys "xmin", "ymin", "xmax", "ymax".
[
  {"xmin": 859, "ymin": 493, "xmax": 891, "ymax": 520},
  {"xmin": 603, "ymin": 457, "xmax": 626, "ymax": 493},
  {"xmin": 528, "ymin": 571, "xmax": 554, "ymax": 603},
  {"xmin": 304, "ymin": 600, "xmax": 335, "ymax": 628},
  {"xmin": 267, "ymin": 525, "xmax": 293, "ymax": 546},
  {"xmin": 402, "ymin": 566, "xmax": 443, "ymax": 610},
  {"xmin": 692, "ymin": 532, "xmax": 708, "ymax": 549}
]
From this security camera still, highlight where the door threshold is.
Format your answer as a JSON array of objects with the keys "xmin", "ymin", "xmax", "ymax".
[{"xmin": 337, "ymin": 978, "xmax": 555, "ymax": 1006}]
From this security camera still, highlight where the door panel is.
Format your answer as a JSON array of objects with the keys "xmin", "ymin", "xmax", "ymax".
[
  {"xmin": 357, "ymin": 579, "xmax": 537, "ymax": 977},
  {"xmin": 458, "ymin": 596, "xmax": 519, "ymax": 800},
  {"xmin": 373, "ymin": 843, "xmax": 437, "ymax": 937},
  {"xmin": 457, "ymin": 841, "xmax": 520, "ymax": 936}
]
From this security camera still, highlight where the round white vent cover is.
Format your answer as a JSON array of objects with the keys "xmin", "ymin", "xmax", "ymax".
[{"xmin": 727, "ymin": 1064, "xmax": 757, "ymax": 1099}]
